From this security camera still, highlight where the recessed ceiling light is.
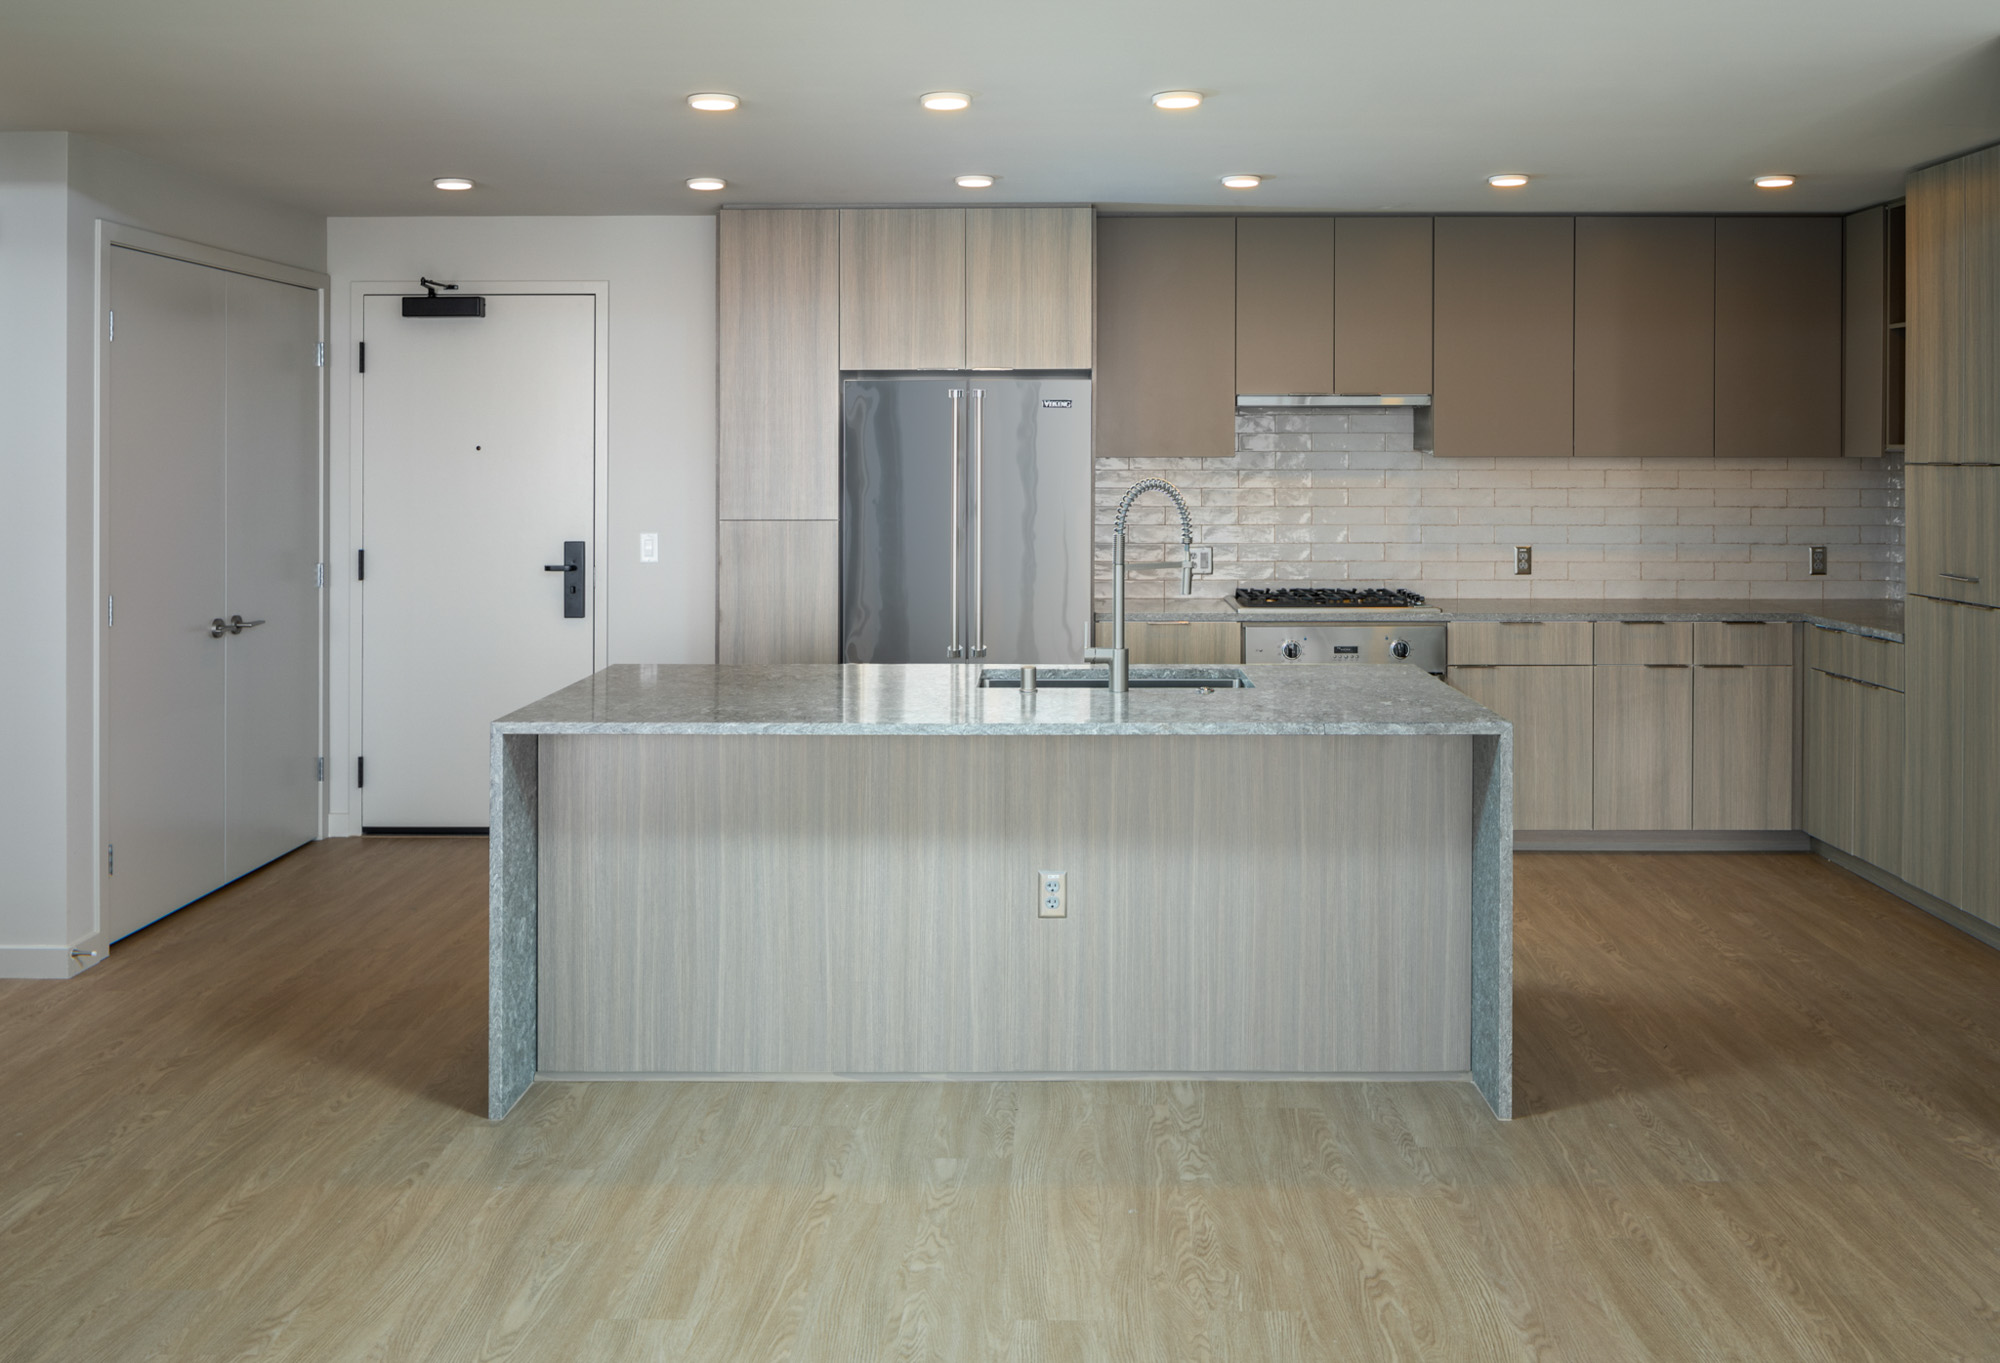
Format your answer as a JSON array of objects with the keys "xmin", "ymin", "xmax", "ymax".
[
  {"xmin": 1153, "ymin": 90, "xmax": 1203, "ymax": 110},
  {"xmin": 432, "ymin": 177, "xmax": 474, "ymax": 191},
  {"xmin": 1753, "ymin": 174, "xmax": 1796, "ymax": 189},
  {"xmin": 955, "ymin": 174, "xmax": 996, "ymax": 189},
  {"xmin": 921, "ymin": 91, "xmax": 971, "ymax": 111},
  {"xmin": 1221, "ymin": 174, "xmax": 1262, "ymax": 190},
  {"xmin": 1487, "ymin": 173, "xmax": 1529, "ymax": 188},
  {"xmin": 687, "ymin": 93, "xmax": 740, "ymax": 112},
  {"xmin": 686, "ymin": 176, "xmax": 727, "ymax": 192}
]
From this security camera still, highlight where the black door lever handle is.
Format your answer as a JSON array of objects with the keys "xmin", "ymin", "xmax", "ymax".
[{"xmin": 544, "ymin": 564, "xmax": 568, "ymax": 571}]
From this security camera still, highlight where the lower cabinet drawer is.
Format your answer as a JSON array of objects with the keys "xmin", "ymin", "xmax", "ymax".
[
  {"xmin": 1594, "ymin": 620, "xmax": 1693, "ymax": 665},
  {"xmin": 1447, "ymin": 665, "xmax": 1592, "ymax": 830},
  {"xmin": 1094, "ymin": 620, "xmax": 1243, "ymax": 664},
  {"xmin": 1448, "ymin": 620, "xmax": 1594, "ymax": 666},
  {"xmin": 1804, "ymin": 624, "xmax": 1903, "ymax": 691},
  {"xmin": 1694, "ymin": 621, "xmax": 1793, "ymax": 666}
]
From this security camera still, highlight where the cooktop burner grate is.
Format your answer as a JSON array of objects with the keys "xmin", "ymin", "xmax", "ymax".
[{"xmin": 1234, "ymin": 587, "xmax": 1430, "ymax": 609}]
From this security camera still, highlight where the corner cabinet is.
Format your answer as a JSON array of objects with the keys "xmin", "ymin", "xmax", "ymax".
[
  {"xmin": 1095, "ymin": 216, "xmax": 1238, "ymax": 459},
  {"xmin": 1802, "ymin": 626, "xmax": 1904, "ymax": 876}
]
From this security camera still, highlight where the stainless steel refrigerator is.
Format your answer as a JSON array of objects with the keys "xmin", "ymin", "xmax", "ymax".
[{"xmin": 842, "ymin": 375, "xmax": 1092, "ymax": 664}]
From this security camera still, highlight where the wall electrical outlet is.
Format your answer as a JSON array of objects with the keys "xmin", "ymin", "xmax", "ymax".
[
  {"xmin": 1809, "ymin": 545, "xmax": 1827, "ymax": 576},
  {"xmin": 1515, "ymin": 545, "xmax": 1532, "ymax": 575},
  {"xmin": 1038, "ymin": 870, "xmax": 1066, "ymax": 918},
  {"xmin": 1189, "ymin": 545, "xmax": 1213, "ymax": 574},
  {"xmin": 639, "ymin": 532, "xmax": 660, "ymax": 564}
]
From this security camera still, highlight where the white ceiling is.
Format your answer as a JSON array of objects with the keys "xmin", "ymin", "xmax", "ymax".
[{"xmin": 3, "ymin": 0, "xmax": 1997, "ymax": 217}]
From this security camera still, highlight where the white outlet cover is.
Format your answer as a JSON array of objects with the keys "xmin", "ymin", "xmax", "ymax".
[{"xmin": 639, "ymin": 532, "xmax": 659, "ymax": 563}]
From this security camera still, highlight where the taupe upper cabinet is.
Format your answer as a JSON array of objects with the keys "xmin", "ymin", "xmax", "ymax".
[
  {"xmin": 1334, "ymin": 216, "xmax": 1433, "ymax": 395},
  {"xmin": 1715, "ymin": 217, "xmax": 1842, "ymax": 458},
  {"xmin": 718, "ymin": 208, "xmax": 842, "ymax": 520},
  {"xmin": 964, "ymin": 207, "xmax": 1093, "ymax": 370},
  {"xmin": 1843, "ymin": 204, "xmax": 1903, "ymax": 459},
  {"xmin": 839, "ymin": 208, "xmax": 966, "ymax": 370},
  {"xmin": 1434, "ymin": 216, "xmax": 1575, "ymax": 457},
  {"xmin": 1574, "ymin": 217, "xmax": 1715, "ymax": 459},
  {"xmin": 1236, "ymin": 217, "xmax": 1335, "ymax": 394},
  {"xmin": 1095, "ymin": 216, "xmax": 1237, "ymax": 459},
  {"xmin": 1907, "ymin": 145, "xmax": 2000, "ymax": 466}
]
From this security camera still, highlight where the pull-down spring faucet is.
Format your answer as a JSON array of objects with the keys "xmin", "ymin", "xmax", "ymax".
[{"xmin": 1083, "ymin": 478, "xmax": 1212, "ymax": 693}]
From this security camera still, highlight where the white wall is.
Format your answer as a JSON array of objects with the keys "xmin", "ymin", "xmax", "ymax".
[
  {"xmin": 325, "ymin": 216, "xmax": 716, "ymax": 834},
  {"xmin": 0, "ymin": 132, "xmax": 325, "ymax": 976}
]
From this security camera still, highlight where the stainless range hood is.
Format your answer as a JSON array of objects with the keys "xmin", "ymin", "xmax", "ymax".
[{"xmin": 1236, "ymin": 393, "xmax": 1431, "ymax": 407}]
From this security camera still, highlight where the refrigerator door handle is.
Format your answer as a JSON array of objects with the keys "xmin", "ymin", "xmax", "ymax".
[
  {"xmin": 970, "ymin": 388, "xmax": 985, "ymax": 658},
  {"xmin": 947, "ymin": 389, "xmax": 965, "ymax": 658}
]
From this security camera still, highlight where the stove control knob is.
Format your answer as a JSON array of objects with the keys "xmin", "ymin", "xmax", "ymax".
[
  {"xmin": 1390, "ymin": 639, "xmax": 1411, "ymax": 659},
  {"xmin": 1280, "ymin": 640, "xmax": 1303, "ymax": 660}
]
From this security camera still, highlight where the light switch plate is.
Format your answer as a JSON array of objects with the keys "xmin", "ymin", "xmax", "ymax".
[
  {"xmin": 639, "ymin": 533, "xmax": 659, "ymax": 563},
  {"xmin": 1515, "ymin": 545, "xmax": 1532, "ymax": 575},
  {"xmin": 1038, "ymin": 871, "xmax": 1066, "ymax": 918},
  {"xmin": 1190, "ymin": 545, "xmax": 1213, "ymax": 574}
]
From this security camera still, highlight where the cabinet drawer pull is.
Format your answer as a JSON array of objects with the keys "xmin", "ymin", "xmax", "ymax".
[
  {"xmin": 1497, "ymin": 621, "xmax": 1543, "ymax": 625},
  {"xmin": 1722, "ymin": 620, "xmax": 1772, "ymax": 626},
  {"xmin": 1813, "ymin": 667, "xmax": 1889, "ymax": 692},
  {"xmin": 1700, "ymin": 664, "xmax": 1746, "ymax": 669},
  {"xmin": 1643, "ymin": 663, "xmax": 1690, "ymax": 669},
  {"xmin": 1939, "ymin": 572, "xmax": 1980, "ymax": 583}
]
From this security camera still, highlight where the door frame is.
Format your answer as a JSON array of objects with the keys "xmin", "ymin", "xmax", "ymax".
[
  {"xmin": 346, "ymin": 281, "xmax": 611, "ymax": 836},
  {"xmin": 92, "ymin": 222, "xmax": 330, "ymax": 968}
]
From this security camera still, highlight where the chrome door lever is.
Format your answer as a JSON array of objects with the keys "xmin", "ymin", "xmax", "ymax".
[{"xmin": 226, "ymin": 615, "xmax": 265, "ymax": 634}]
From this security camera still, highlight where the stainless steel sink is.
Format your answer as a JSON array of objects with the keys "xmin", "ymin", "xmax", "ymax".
[{"xmin": 978, "ymin": 667, "xmax": 1252, "ymax": 690}]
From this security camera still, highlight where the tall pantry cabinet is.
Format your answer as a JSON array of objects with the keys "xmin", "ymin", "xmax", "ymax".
[
  {"xmin": 717, "ymin": 207, "xmax": 1094, "ymax": 662},
  {"xmin": 1901, "ymin": 143, "xmax": 2000, "ymax": 929}
]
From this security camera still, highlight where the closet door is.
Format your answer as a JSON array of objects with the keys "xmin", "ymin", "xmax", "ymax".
[
  {"xmin": 104, "ymin": 247, "xmax": 229, "ymax": 940},
  {"xmin": 222, "ymin": 273, "xmax": 323, "ymax": 879}
]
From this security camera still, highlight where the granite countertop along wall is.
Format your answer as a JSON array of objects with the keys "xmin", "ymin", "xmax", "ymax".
[
  {"xmin": 1104, "ymin": 596, "xmax": 1905, "ymax": 642},
  {"xmin": 495, "ymin": 663, "xmax": 1511, "ymax": 738}
]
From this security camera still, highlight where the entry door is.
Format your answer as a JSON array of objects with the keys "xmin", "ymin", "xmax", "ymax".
[
  {"xmin": 104, "ymin": 248, "xmax": 324, "ymax": 942},
  {"xmin": 360, "ymin": 293, "xmax": 596, "ymax": 830}
]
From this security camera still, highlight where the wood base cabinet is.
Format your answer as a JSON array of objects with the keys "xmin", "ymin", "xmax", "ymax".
[
  {"xmin": 1694, "ymin": 665, "xmax": 1794, "ymax": 830},
  {"xmin": 1449, "ymin": 665, "xmax": 1593, "ymax": 830},
  {"xmin": 1092, "ymin": 621, "xmax": 1242, "ymax": 664},
  {"xmin": 1902, "ymin": 595, "xmax": 2000, "ymax": 926},
  {"xmin": 1593, "ymin": 664, "xmax": 1694, "ymax": 830},
  {"xmin": 1803, "ymin": 666, "xmax": 1904, "ymax": 876}
]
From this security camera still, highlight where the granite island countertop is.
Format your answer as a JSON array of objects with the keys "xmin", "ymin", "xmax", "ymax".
[
  {"xmin": 1102, "ymin": 596, "xmax": 1905, "ymax": 641},
  {"xmin": 495, "ymin": 662, "xmax": 1510, "ymax": 738}
]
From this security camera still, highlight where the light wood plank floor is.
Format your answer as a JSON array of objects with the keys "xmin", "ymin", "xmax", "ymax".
[{"xmin": 1, "ymin": 841, "xmax": 1995, "ymax": 1361}]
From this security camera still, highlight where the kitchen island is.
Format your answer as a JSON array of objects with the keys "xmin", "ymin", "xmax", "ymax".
[{"xmin": 489, "ymin": 663, "xmax": 1513, "ymax": 1119}]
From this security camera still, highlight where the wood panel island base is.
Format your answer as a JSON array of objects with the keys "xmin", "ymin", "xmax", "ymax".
[{"xmin": 489, "ymin": 665, "xmax": 1514, "ymax": 1119}]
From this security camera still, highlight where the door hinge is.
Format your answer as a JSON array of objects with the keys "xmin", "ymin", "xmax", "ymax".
[
  {"xmin": 357, "ymin": 756, "xmax": 365, "ymax": 788},
  {"xmin": 317, "ymin": 756, "xmax": 325, "ymax": 782},
  {"xmin": 106, "ymin": 594, "xmax": 114, "ymax": 627},
  {"xmin": 315, "ymin": 341, "xmax": 326, "ymax": 368},
  {"xmin": 107, "ymin": 844, "xmax": 114, "ymax": 875},
  {"xmin": 358, "ymin": 341, "xmax": 366, "ymax": 373},
  {"xmin": 315, "ymin": 561, "xmax": 325, "ymax": 589},
  {"xmin": 107, "ymin": 310, "xmax": 114, "ymax": 342}
]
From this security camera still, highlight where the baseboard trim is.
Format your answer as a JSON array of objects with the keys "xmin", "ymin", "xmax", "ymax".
[
  {"xmin": 536, "ymin": 1070, "xmax": 1475, "ymax": 1085},
  {"xmin": 363, "ymin": 826, "xmax": 490, "ymax": 837},
  {"xmin": 1515, "ymin": 830, "xmax": 1811, "ymax": 852},
  {"xmin": 1812, "ymin": 840, "xmax": 2000, "ymax": 952},
  {"xmin": 0, "ymin": 935, "xmax": 106, "ymax": 980}
]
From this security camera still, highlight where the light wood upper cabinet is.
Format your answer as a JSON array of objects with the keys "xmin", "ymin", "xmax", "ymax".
[
  {"xmin": 1906, "ymin": 145, "xmax": 2000, "ymax": 466},
  {"xmin": 1904, "ymin": 464, "xmax": 2000, "ymax": 608},
  {"xmin": 718, "ymin": 209, "xmax": 842, "ymax": 520},
  {"xmin": 1095, "ymin": 216, "xmax": 1237, "ymax": 459},
  {"xmin": 1693, "ymin": 664, "xmax": 1793, "ymax": 830},
  {"xmin": 839, "ymin": 209, "xmax": 965, "ymax": 370},
  {"xmin": 1236, "ymin": 217, "xmax": 1335, "ymax": 395},
  {"xmin": 1574, "ymin": 217, "xmax": 1715, "ymax": 459},
  {"xmin": 1433, "ymin": 216, "xmax": 1575, "ymax": 457},
  {"xmin": 964, "ymin": 207, "xmax": 1092, "ymax": 370},
  {"xmin": 1715, "ymin": 217, "xmax": 1843, "ymax": 459},
  {"xmin": 1335, "ymin": 217, "xmax": 1433, "ymax": 395}
]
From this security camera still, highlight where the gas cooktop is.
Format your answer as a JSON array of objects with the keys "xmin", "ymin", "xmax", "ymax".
[{"xmin": 1234, "ymin": 587, "xmax": 1432, "ymax": 610}]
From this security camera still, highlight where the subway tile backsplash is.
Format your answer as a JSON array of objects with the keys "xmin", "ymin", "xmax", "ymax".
[{"xmin": 1096, "ymin": 407, "xmax": 1903, "ymax": 605}]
